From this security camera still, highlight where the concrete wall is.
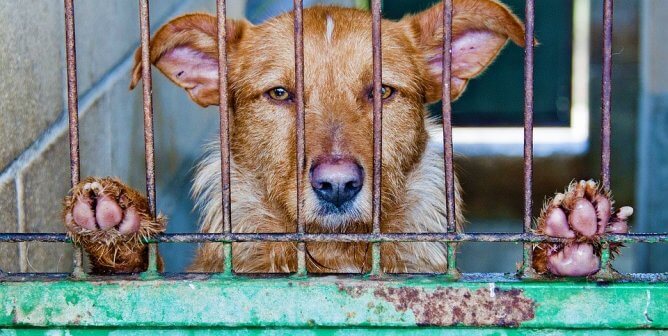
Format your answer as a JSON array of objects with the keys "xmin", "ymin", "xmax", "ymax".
[
  {"xmin": 637, "ymin": 0, "xmax": 668, "ymax": 272},
  {"xmin": 0, "ymin": 0, "xmax": 246, "ymax": 273}
]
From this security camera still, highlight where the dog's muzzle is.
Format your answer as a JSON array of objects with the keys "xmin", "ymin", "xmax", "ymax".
[{"xmin": 310, "ymin": 156, "xmax": 364, "ymax": 211}]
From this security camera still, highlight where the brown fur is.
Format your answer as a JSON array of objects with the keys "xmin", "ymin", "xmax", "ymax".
[{"xmin": 68, "ymin": 1, "xmax": 527, "ymax": 274}]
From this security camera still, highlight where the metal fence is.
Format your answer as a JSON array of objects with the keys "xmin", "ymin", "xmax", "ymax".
[
  {"xmin": 2, "ymin": 0, "xmax": 668, "ymax": 332},
  {"xmin": 1, "ymin": 0, "xmax": 667, "ymax": 280}
]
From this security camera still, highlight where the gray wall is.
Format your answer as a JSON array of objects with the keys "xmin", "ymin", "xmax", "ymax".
[
  {"xmin": 637, "ymin": 0, "xmax": 668, "ymax": 272},
  {"xmin": 0, "ymin": 0, "xmax": 246, "ymax": 273}
]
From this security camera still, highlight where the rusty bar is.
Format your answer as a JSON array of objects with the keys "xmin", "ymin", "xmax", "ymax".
[
  {"xmin": 293, "ymin": 0, "xmax": 306, "ymax": 276},
  {"xmin": 64, "ymin": 0, "xmax": 80, "ymax": 187},
  {"xmin": 521, "ymin": 0, "xmax": 536, "ymax": 278},
  {"xmin": 216, "ymin": 0, "xmax": 233, "ymax": 276},
  {"xmin": 139, "ymin": 0, "xmax": 158, "ymax": 274},
  {"xmin": 600, "ymin": 0, "xmax": 613, "ymax": 191},
  {"xmin": 441, "ymin": 0, "xmax": 459, "ymax": 279},
  {"xmin": 139, "ymin": 0, "xmax": 156, "ymax": 217},
  {"xmin": 441, "ymin": 0, "xmax": 455, "ymax": 234},
  {"xmin": 64, "ymin": 0, "xmax": 85, "ymax": 278},
  {"xmin": 370, "ymin": 0, "xmax": 383, "ymax": 277},
  {"xmin": 594, "ymin": 0, "xmax": 615, "ymax": 280},
  {"xmin": 441, "ymin": 0, "xmax": 459, "ymax": 278},
  {"xmin": 3, "ymin": 232, "xmax": 668, "ymax": 244}
]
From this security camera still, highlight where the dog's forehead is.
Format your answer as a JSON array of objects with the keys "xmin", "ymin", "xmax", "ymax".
[
  {"xmin": 234, "ymin": 7, "xmax": 421, "ymax": 93},
  {"xmin": 249, "ymin": 7, "xmax": 409, "ymax": 57}
]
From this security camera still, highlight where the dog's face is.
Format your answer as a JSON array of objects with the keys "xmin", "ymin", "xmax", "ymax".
[{"xmin": 131, "ymin": 0, "xmax": 525, "ymax": 232}]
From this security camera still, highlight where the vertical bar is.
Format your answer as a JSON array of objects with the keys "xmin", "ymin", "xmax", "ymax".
[
  {"xmin": 441, "ymin": 0, "xmax": 458, "ymax": 278},
  {"xmin": 64, "ymin": 0, "xmax": 80, "ymax": 188},
  {"xmin": 139, "ymin": 0, "xmax": 158, "ymax": 274},
  {"xmin": 216, "ymin": 0, "xmax": 233, "ymax": 276},
  {"xmin": 521, "ymin": 0, "xmax": 536, "ymax": 278},
  {"xmin": 64, "ymin": 0, "xmax": 85, "ymax": 278},
  {"xmin": 293, "ymin": 0, "xmax": 307, "ymax": 276},
  {"xmin": 600, "ymin": 0, "xmax": 613, "ymax": 191},
  {"xmin": 595, "ymin": 0, "xmax": 619, "ymax": 280},
  {"xmin": 370, "ymin": 0, "xmax": 382, "ymax": 276}
]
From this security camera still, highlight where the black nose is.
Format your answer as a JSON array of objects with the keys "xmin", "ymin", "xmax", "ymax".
[{"xmin": 310, "ymin": 157, "xmax": 364, "ymax": 207}]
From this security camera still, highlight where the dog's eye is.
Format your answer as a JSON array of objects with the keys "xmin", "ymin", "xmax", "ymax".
[
  {"xmin": 267, "ymin": 87, "xmax": 292, "ymax": 101},
  {"xmin": 367, "ymin": 85, "xmax": 395, "ymax": 100}
]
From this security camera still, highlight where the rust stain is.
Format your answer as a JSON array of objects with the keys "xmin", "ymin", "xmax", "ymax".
[
  {"xmin": 336, "ymin": 281, "xmax": 365, "ymax": 298},
  {"xmin": 373, "ymin": 285, "xmax": 535, "ymax": 326}
]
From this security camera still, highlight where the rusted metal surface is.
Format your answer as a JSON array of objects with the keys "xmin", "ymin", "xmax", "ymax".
[
  {"xmin": 64, "ymin": 0, "xmax": 80, "ymax": 188},
  {"xmin": 216, "ymin": 0, "xmax": 233, "ymax": 275},
  {"xmin": 592, "ymin": 0, "xmax": 615, "ymax": 280},
  {"xmin": 601, "ymin": 0, "xmax": 613, "ymax": 192},
  {"xmin": 216, "ymin": 0, "xmax": 231, "ymax": 244},
  {"xmin": 2, "ymin": 276, "xmax": 667, "ymax": 329},
  {"xmin": 522, "ymin": 0, "xmax": 535, "ymax": 233},
  {"xmin": 520, "ymin": 0, "xmax": 536, "ymax": 277},
  {"xmin": 138, "ymin": 0, "xmax": 158, "ymax": 274},
  {"xmin": 441, "ymin": 0, "xmax": 460, "ymax": 278},
  {"xmin": 373, "ymin": 286, "xmax": 534, "ymax": 326},
  {"xmin": 138, "ymin": 0, "xmax": 156, "ymax": 217},
  {"xmin": 5, "ymin": 232, "xmax": 668, "ymax": 244},
  {"xmin": 441, "ymin": 0, "xmax": 455, "ymax": 234},
  {"xmin": 63, "ymin": 0, "xmax": 85, "ymax": 279},
  {"xmin": 370, "ymin": 0, "xmax": 382, "ymax": 276},
  {"xmin": 293, "ymin": 0, "xmax": 307, "ymax": 276}
]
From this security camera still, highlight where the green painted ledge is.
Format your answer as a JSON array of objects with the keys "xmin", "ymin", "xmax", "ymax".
[{"xmin": 1, "ymin": 273, "xmax": 667, "ymax": 333}]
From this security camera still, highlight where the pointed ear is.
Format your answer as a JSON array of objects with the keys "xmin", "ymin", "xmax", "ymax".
[
  {"xmin": 129, "ymin": 13, "xmax": 250, "ymax": 107},
  {"xmin": 404, "ymin": 0, "xmax": 528, "ymax": 103}
]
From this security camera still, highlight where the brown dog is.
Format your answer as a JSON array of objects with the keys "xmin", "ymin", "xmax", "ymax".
[{"xmin": 63, "ymin": 0, "xmax": 631, "ymax": 276}]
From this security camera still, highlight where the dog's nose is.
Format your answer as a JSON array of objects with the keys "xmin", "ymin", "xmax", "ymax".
[{"xmin": 310, "ymin": 158, "xmax": 364, "ymax": 207}]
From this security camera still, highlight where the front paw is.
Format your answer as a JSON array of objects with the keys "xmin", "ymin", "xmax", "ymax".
[
  {"xmin": 532, "ymin": 180, "xmax": 632, "ymax": 277},
  {"xmin": 63, "ymin": 177, "xmax": 165, "ymax": 272}
]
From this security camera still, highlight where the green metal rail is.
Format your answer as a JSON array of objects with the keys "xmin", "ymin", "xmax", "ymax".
[{"xmin": 2, "ymin": 274, "xmax": 667, "ymax": 334}]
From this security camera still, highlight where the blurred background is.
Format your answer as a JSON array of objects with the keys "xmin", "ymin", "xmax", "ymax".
[{"xmin": 0, "ymin": 0, "xmax": 665, "ymax": 274}]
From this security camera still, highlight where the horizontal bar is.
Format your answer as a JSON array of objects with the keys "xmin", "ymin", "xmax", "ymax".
[
  {"xmin": 2, "ymin": 276, "xmax": 668, "ymax": 328},
  {"xmin": 4, "ymin": 232, "xmax": 668, "ymax": 244}
]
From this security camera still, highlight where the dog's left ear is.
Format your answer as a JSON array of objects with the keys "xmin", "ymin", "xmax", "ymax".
[{"xmin": 404, "ymin": 0, "xmax": 527, "ymax": 103}]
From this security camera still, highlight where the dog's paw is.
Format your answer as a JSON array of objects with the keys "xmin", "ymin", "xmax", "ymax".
[
  {"xmin": 63, "ymin": 177, "xmax": 165, "ymax": 272},
  {"xmin": 532, "ymin": 180, "xmax": 633, "ymax": 277}
]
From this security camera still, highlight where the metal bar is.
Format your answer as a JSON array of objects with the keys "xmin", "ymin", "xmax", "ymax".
[
  {"xmin": 64, "ymin": 0, "xmax": 80, "ymax": 188},
  {"xmin": 370, "ymin": 0, "xmax": 383, "ymax": 277},
  {"xmin": 521, "ymin": 0, "xmax": 536, "ymax": 278},
  {"xmin": 601, "ymin": 0, "xmax": 613, "ymax": 191},
  {"xmin": 64, "ymin": 0, "xmax": 85, "ymax": 279},
  {"xmin": 216, "ymin": 0, "xmax": 233, "ymax": 276},
  {"xmin": 293, "ymin": 0, "xmax": 307, "ymax": 276},
  {"xmin": 138, "ymin": 0, "xmax": 158, "ymax": 274},
  {"xmin": 594, "ymin": 0, "xmax": 616, "ymax": 280},
  {"xmin": 441, "ymin": 0, "xmax": 455, "ymax": 234},
  {"xmin": 8, "ymin": 232, "xmax": 668, "ymax": 244},
  {"xmin": 441, "ymin": 0, "xmax": 459, "ymax": 279}
]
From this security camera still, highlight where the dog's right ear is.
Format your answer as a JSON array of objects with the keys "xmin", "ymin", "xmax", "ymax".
[{"xmin": 129, "ymin": 13, "xmax": 250, "ymax": 107}]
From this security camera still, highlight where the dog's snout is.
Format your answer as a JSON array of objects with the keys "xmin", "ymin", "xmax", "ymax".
[{"xmin": 310, "ymin": 157, "xmax": 364, "ymax": 207}]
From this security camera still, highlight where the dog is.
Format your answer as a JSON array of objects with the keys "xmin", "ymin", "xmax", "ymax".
[{"xmin": 63, "ymin": 0, "xmax": 632, "ymax": 276}]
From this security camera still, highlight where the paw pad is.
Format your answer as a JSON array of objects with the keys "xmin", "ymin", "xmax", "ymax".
[
  {"xmin": 63, "ymin": 177, "xmax": 164, "ymax": 243},
  {"xmin": 532, "ymin": 180, "xmax": 633, "ymax": 277}
]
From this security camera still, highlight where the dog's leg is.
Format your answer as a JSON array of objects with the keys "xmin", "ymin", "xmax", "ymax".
[
  {"xmin": 532, "ymin": 180, "xmax": 632, "ymax": 276},
  {"xmin": 63, "ymin": 177, "xmax": 165, "ymax": 274}
]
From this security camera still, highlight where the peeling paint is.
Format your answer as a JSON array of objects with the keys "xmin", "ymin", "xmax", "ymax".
[
  {"xmin": 373, "ymin": 286, "xmax": 535, "ymax": 326},
  {"xmin": 644, "ymin": 290, "xmax": 653, "ymax": 323}
]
